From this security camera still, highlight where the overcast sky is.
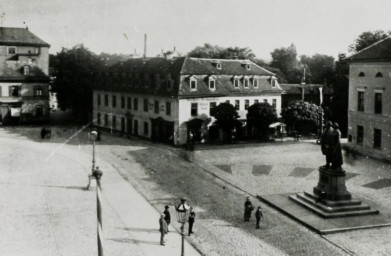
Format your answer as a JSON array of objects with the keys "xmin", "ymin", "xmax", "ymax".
[{"xmin": 1, "ymin": 0, "xmax": 390, "ymax": 60}]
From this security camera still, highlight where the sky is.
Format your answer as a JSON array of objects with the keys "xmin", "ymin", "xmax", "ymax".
[{"xmin": 1, "ymin": 0, "xmax": 391, "ymax": 61}]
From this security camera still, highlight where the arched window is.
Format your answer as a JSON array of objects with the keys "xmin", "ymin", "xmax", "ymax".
[
  {"xmin": 376, "ymin": 72, "xmax": 383, "ymax": 78},
  {"xmin": 358, "ymin": 72, "xmax": 365, "ymax": 77}
]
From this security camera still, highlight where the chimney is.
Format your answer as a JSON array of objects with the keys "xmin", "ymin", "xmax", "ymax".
[{"xmin": 143, "ymin": 34, "xmax": 147, "ymax": 58}]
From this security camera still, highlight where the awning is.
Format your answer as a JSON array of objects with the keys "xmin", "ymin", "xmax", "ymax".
[{"xmin": 269, "ymin": 122, "xmax": 286, "ymax": 128}]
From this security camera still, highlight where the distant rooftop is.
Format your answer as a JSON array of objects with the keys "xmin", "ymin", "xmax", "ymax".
[{"xmin": 0, "ymin": 27, "xmax": 50, "ymax": 47}]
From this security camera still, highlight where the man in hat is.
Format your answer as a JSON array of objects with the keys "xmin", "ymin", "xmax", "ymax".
[
  {"xmin": 255, "ymin": 206, "xmax": 263, "ymax": 229},
  {"xmin": 159, "ymin": 213, "xmax": 168, "ymax": 246},
  {"xmin": 244, "ymin": 197, "xmax": 253, "ymax": 221},
  {"xmin": 188, "ymin": 207, "xmax": 196, "ymax": 236},
  {"xmin": 163, "ymin": 205, "xmax": 171, "ymax": 231}
]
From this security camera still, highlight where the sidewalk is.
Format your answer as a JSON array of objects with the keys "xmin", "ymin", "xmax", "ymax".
[{"xmin": 0, "ymin": 130, "xmax": 201, "ymax": 256}]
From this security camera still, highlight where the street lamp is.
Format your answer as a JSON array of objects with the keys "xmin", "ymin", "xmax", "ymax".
[{"xmin": 175, "ymin": 198, "xmax": 190, "ymax": 256}]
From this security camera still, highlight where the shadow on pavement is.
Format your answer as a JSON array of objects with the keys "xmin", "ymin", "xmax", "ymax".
[
  {"xmin": 108, "ymin": 237, "xmax": 161, "ymax": 246},
  {"xmin": 120, "ymin": 227, "xmax": 160, "ymax": 233}
]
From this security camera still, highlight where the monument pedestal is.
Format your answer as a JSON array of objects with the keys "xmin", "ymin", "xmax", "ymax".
[{"xmin": 289, "ymin": 167, "xmax": 379, "ymax": 218}]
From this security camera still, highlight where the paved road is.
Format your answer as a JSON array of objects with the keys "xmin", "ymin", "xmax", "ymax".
[{"xmin": 0, "ymin": 127, "xmax": 200, "ymax": 256}]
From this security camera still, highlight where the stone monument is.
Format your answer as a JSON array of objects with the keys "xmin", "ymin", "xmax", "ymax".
[{"xmin": 289, "ymin": 122, "xmax": 379, "ymax": 218}]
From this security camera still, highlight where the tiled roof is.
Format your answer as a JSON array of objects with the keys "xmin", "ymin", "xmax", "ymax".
[
  {"xmin": 0, "ymin": 27, "xmax": 50, "ymax": 47},
  {"xmin": 0, "ymin": 62, "xmax": 49, "ymax": 82},
  {"xmin": 97, "ymin": 57, "xmax": 281, "ymax": 97},
  {"xmin": 280, "ymin": 84, "xmax": 332, "ymax": 95},
  {"xmin": 347, "ymin": 37, "xmax": 391, "ymax": 62}
]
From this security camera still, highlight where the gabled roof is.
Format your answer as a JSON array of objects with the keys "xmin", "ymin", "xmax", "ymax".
[
  {"xmin": 181, "ymin": 57, "xmax": 274, "ymax": 76},
  {"xmin": 346, "ymin": 37, "xmax": 391, "ymax": 62},
  {"xmin": 280, "ymin": 84, "xmax": 333, "ymax": 95},
  {"xmin": 0, "ymin": 27, "xmax": 50, "ymax": 47}
]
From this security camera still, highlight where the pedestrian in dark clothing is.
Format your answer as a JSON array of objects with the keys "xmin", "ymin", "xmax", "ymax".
[
  {"xmin": 188, "ymin": 207, "xmax": 195, "ymax": 236},
  {"xmin": 255, "ymin": 207, "xmax": 263, "ymax": 229},
  {"xmin": 244, "ymin": 197, "xmax": 253, "ymax": 221},
  {"xmin": 159, "ymin": 214, "xmax": 168, "ymax": 246},
  {"xmin": 163, "ymin": 205, "xmax": 171, "ymax": 231}
]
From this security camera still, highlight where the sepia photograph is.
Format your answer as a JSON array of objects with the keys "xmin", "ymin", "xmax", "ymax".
[{"xmin": 0, "ymin": 0, "xmax": 391, "ymax": 255}]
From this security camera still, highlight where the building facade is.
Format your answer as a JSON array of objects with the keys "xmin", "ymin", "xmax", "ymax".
[
  {"xmin": 0, "ymin": 27, "xmax": 50, "ymax": 124},
  {"xmin": 347, "ymin": 37, "xmax": 391, "ymax": 160},
  {"xmin": 93, "ymin": 57, "xmax": 282, "ymax": 145}
]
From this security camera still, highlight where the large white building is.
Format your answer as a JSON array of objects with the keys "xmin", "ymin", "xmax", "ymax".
[{"xmin": 93, "ymin": 57, "xmax": 282, "ymax": 145}]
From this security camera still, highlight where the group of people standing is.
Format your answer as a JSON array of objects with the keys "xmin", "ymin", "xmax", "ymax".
[
  {"xmin": 320, "ymin": 121, "xmax": 343, "ymax": 170},
  {"xmin": 158, "ymin": 205, "xmax": 196, "ymax": 246},
  {"xmin": 244, "ymin": 197, "xmax": 263, "ymax": 229}
]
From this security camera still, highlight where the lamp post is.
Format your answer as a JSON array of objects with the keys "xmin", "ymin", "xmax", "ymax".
[
  {"xmin": 87, "ymin": 130, "xmax": 98, "ymax": 190},
  {"xmin": 175, "ymin": 198, "xmax": 190, "ymax": 256}
]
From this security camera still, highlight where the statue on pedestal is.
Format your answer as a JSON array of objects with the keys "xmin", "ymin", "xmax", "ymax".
[
  {"xmin": 320, "ymin": 121, "xmax": 334, "ymax": 169},
  {"xmin": 320, "ymin": 121, "xmax": 343, "ymax": 171}
]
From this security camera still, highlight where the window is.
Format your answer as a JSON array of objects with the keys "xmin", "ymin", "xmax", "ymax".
[
  {"xmin": 264, "ymin": 99, "xmax": 268, "ymax": 104},
  {"xmin": 225, "ymin": 100, "xmax": 230, "ymax": 104},
  {"xmin": 144, "ymin": 122, "xmax": 149, "ymax": 135},
  {"xmin": 244, "ymin": 79, "xmax": 249, "ymax": 88},
  {"xmin": 112, "ymin": 116, "xmax": 117, "ymax": 129},
  {"xmin": 234, "ymin": 79, "xmax": 239, "ymax": 88},
  {"xmin": 134, "ymin": 98, "xmax": 138, "ymax": 111},
  {"xmin": 245, "ymin": 100, "xmax": 249, "ymax": 110},
  {"xmin": 374, "ymin": 129, "xmax": 381, "ymax": 149},
  {"xmin": 209, "ymin": 79, "xmax": 216, "ymax": 90},
  {"xmin": 34, "ymin": 86, "xmax": 43, "ymax": 96},
  {"xmin": 376, "ymin": 72, "xmax": 383, "ymax": 78},
  {"xmin": 104, "ymin": 114, "xmax": 108, "ymax": 126},
  {"xmin": 97, "ymin": 113, "xmax": 101, "ymax": 125},
  {"xmin": 246, "ymin": 64, "xmax": 250, "ymax": 70},
  {"xmin": 105, "ymin": 95, "xmax": 108, "ymax": 106},
  {"xmin": 121, "ymin": 96, "xmax": 125, "ymax": 108},
  {"xmin": 190, "ymin": 80, "xmax": 197, "ymax": 90},
  {"xmin": 143, "ymin": 98, "xmax": 148, "ymax": 112},
  {"xmin": 272, "ymin": 99, "xmax": 277, "ymax": 108},
  {"xmin": 9, "ymin": 86, "xmax": 20, "ymax": 97},
  {"xmin": 271, "ymin": 80, "xmax": 277, "ymax": 88},
  {"xmin": 191, "ymin": 103, "xmax": 198, "ymax": 116},
  {"xmin": 166, "ymin": 102, "xmax": 171, "ymax": 116},
  {"xmin": 210, "ymin": 102, "xmax": 216, "ymax": 115},
  {"xmin": 358, "ymin": 72, "xmax": 365, "ymax": 77},
  {"xmin": 23, "ymin": 66, "xmax": 30, "ymax": 75},
  {"xmin": 97, "ymin": 94, "xmax": 101, "ymax": 107},
  {"xmin": 8, "ymin": 47, "xmax": 16, "ymax": 55},
  {"xmin": 254, "ymin": 99, "xmax": 259, "ymax": 104},
  {"xmin": 127, "ymin": 97, "xmax": 131, "ymax": 109},
  {"xmin": 35, "ymin": 105, "xmax": 43, "ymax": 117},
  {"xmin": 253, "ymin": 79, "xmax": 258, "ymax": 88},
  {"xmin": 216, "ymin": 63, "xmax": 222, "ymax": 69},
  {"xmin": 154, "ymin": 100, "xmax": 159, "ymax": 114},
  {"xmin": 112, "ymin": 95, "xmax": 117, "ymax": 108},
  {"xmin": 358, "ymin": 91, "xmax": 364, "ymax": 111},
  {"xmin": 357, "ymin": 125, "xmax": 364, "ymax": 145},
  {"xmin": 374, "ymin": 93, "xmax": 382, "ymax": 114},
  {"xmin": 235, "ymin": 100, "xmax": 240, "ymax": 110}
]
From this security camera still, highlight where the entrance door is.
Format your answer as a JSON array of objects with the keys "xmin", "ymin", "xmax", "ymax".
[
  {"xmin": 134, "ymin": 120, "xmax": 138, "ymax": 136},
  {"xmin": 121, "ymin": 117, "xmax": 125, "ymax": 133}
]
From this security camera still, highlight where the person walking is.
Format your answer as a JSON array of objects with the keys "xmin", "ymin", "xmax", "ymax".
[
  {"xmin": 163, "ymin": 205, "xmax": 171, "ymax": 231},
  {"xmin": 244, "ymin": 197, "xmax": 253, "ymax": 221},
  {"xmin": 255, "ymin": 207, "xmax": 263, "ymax": 229},
  {"xmin": 188, "ymin": 207, "xmax": 196, "ymax": 236},
  {"xmin": 159, "ymin": 214, "xmax": 168, "ymax": 246}
]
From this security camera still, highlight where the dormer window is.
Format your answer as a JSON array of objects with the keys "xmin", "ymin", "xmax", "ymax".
[
  {"xmin": 271, "ymin": 79, "xmax": 277, "ymax": 88},
  {"xmin": 208, "ymin": 76, "xmax": 216, "ymax": 91},
  {"xmin": 8, "ymin": 47, "xmax": 16, "ymax": 55},
  {"xmin": 216, "ymin": 63, "xmax": 222, "ymax": 69},
  {"xmin": 23, "ymin": 66, "xmax": 30, "ymax": 75},
  {"xmin": 189, "ymin": 76, "xmax": 197, "ymax": 91},
  {"xmin": 358, "ymin": 72, "xmax": 365, "ymax": 77},
  {"xmin": 246, "ymin": 64, "xmax": 250, "ymax": 70},
  {"xmin": 253, "ymin": 79, "xmax": 258, "ymax": 88},
  {"xmin": 376, "ymin": 72, "xmax": 383, "ymax": 78},
  {"xmin": 212, "ymin": 61, "xmax": 222, "ymax": 70},
  {"xmin": 234, "ymin": 79, "xmax": 239, "ymax": 88},
  {"xmin": 244, "ymin": 79, "xmax": 249, "ymax": 88}
]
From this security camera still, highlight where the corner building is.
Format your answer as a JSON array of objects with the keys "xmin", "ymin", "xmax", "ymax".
[
  {"xmin": 347, "ymin": 37, "xmax": 391, "ymax": 160},
  {"xmin": 93, "ymin": 57, "xmax": 282, "ymax": 145}
]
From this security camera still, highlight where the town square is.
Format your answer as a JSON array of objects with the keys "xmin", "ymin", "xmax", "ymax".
[{"xmin": 1, "ymin": 0, "xmax": 391, "ymax": 255}]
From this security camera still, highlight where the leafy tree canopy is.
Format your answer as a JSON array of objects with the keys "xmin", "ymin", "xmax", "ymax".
[
  {"xmin": 281, "ymin": 101, "xmax": 322, "ymax": 133},
  {"xmin": 51, "ymin": 44, "xmax": 104, "ymax": 123},
  {"xmin": 300, "ymin": 54, "xmax": 334, "ymax": 85},
  {"xmin": 247, "ymin": 103, "xmax": 278, "ymax": 127},
  {"xmin": 211, "ymin": 102, "xmax": 240, "ymax": 130},
  {"xmin": 348, "ymin": 30, "xmax": 390, "ymax": 53},
  {"xmin": 270, "ymin": 44, "xmax": 302, "ymax": 83},
  {"xmin": 188, "ymin": 43, "xmax": 255, "ymax": 60}
]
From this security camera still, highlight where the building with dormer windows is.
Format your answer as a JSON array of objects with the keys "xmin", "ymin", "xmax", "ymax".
[
  {"xmin": 93, "ymin": 57, "xmax": 282, "ymax": 145},
  {"xmin": 346, "ymin": 37, "xmax": 391, "ymax": 160},
  {"xmin": 0, "ymin": 27, "xmax": 50, "ymax": 124}
]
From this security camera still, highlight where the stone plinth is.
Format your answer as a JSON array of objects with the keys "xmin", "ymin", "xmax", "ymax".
[{"xmin": 313, "ymin": 167, "xmax": 351, "ymax": 201}]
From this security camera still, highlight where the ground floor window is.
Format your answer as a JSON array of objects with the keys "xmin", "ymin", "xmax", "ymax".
[
  {"xmin": 357, "ymin": 125, "xmax": 364, "ymax": 145},
  {"xmin": 97, "ymin": 113, "xmax": 101, "ymax": 125},
  {"xmin": 374, "ymin": 128, "xmax": 381, "ymax": 149},
  {"xmin": 144, "ymin": 121, "xmax": 149, "ymax": 135},
  {"xmin": 112, "ymin": 116, "xmax": 117, "ymax": 130},
  {"xmin": 191, "ymin": 103, "xmax": 198, "ymax": 116},
  {"xmin": 104, "ymin": 114, "xmax": 108, "ymax": 127}
]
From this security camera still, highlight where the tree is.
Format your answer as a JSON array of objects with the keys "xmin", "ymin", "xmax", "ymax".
[
  {"xmin": 210, "ymin": 102, "xmax": 240, "ymax": 143},
  {"xmin": 247, "ymin": 103, "xmax": 278, "ymax": 140},
  {"xmin": 300, "ymin": 54, "xmax": 335, "ymax": 84},
  {"xmin": 51, "ymin": 44, "xmax": 104, "ymax": 123},
  {"xmin": 348, "ymin": 30, "xmax": 390, "ymax": 53},
  {"xmin": 281, "ymin": 101, "xmax": 322, "ymax": 134},
  {"xmin": 270, "ymin": 44, "xmax": 301, "ymax": 83},
  {"xmin": 188, "ymin": 43, "xmax": 255, "ymax": 60}
]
